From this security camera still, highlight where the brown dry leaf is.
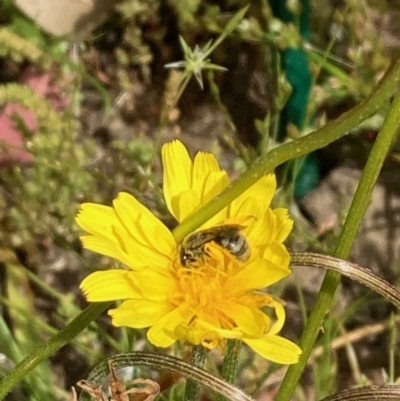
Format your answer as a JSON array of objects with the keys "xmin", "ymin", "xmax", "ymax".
[
  {"xmin": 108, "ymin": 360, "xmax": 129, "ymax": 401},
  {"xmin": 108, "ymin": 360, "xmax": 160, "ymax": 401},
  {"xmin": 75, "ymin": 360, "xmax": 160, "ymax": 401},
  {"xmin": 123, "ymin": 379, "xmax": 160, "ymax": 401},
  {"xmin": 70, "ymin": 387, "xmax": 78, "ymax": 401},
  {"xmin": 77, "ymin": 380, "xmax": 108, "ymax": 401}
]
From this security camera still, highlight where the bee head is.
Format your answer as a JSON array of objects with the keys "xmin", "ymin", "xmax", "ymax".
[{"xmin": 179, "ymin": 248, "xmax": 195, "ymax": 267}]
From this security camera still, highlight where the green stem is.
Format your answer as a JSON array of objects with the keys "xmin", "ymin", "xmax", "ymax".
[
  {"xmin": 173, "ymin": 59, "xmax": 400, "ymax": 243},
  {"xmin": 184, "ymin": 345, "xmax": 207, "ymax": 401},
  {"xmin": 0, "ymin": 303, "xmax": 109, "ymax": 400},
  {"xmin": 204, "ymin": 6, "xmax": 249, "ymax": 58},
  {"xmin": 217, "ymin": 340, "xmax": 242, "ymax": 401},
  {"xmin": 275, "ymin": 63, "xmax": 400, "ymax": 401}
]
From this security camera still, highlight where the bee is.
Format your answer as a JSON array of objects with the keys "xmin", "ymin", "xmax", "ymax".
[{"xmin": 179, "ymin": 224, "xmax": 250, "ymax": 267}]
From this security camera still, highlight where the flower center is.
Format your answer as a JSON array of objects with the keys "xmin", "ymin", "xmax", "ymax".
[{"xmin": 172, "ymin": 245, "xmax": 236, "ymax": 314}]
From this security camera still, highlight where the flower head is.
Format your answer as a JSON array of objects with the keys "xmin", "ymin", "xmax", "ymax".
[{"xmin": 77, "ymin": 140, "xmax": 301, "ymax": 364}]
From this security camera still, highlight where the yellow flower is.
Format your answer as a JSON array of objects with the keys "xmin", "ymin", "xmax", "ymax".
[{"xmin": 77, "ymin": 140, "xmax": 301, "ymax": 364}]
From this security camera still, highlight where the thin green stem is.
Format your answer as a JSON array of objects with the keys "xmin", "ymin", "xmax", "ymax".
[
  {"xmin": 275, "ymin": 63, "xmax": 400, "ymax": 401},
  {"xmin": 217, "ymin": 340, "xmax": 242, "ymax": 401},
  {"xmin": 184, "ymin": 345, "xmax": 207, "ymax": 401},
  {"xmin": 221, "ymin": 339, "xmax": 242, "ymax": 382},
  {"xmin": 204, "ymin": 6, "xmax": 249, "ymax": 58},
  {"xmin": 173, "ymin": 59, "xmax": 400, "ymax": 243},
  {"xmin": 0, "ymin": 303, "xmax": 109, "ymax": 400}
]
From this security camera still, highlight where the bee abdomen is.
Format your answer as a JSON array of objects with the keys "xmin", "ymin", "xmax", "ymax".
[{"xmin": 215, "ymin": 234, "xmax": 250, "ymax": 261}]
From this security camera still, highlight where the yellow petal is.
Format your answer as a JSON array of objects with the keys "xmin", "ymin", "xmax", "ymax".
[
  {"xmin": 272, "ymin": 208, "xmax": 294, "ymax": 242},
  {"xmin": 192, "ymin": 151, "xmax": 221, "ymax": 192},
  {"xmin": 114, "ymin": 193, "xmax": 176, "ymax": 261},
  {"xmin": 262, "ymin": 242, "xmax": 291, "ymax": 276},
  {"xmin": 133, "ymin": 269, "xmax": 178, "ymax": 301},
  {"xmin": 79, "ymin": 235, "xmax": 138, "ymax": 269},
  {"xmin": 175, "ymin": 325, "xmax": 214, "ymax": 346},
  {"xmin": 199, "ymin": 170, "xmax": 230, "ymax": 227},
  {"xmin": 228, "ymin": 197, "xmax": 265, "ymax": 225},
  {"xmin": 162, "ymin": 140, "xmax": 192, "ymax": 220},
  {"xmin": 109, "ymin": 299, "xmax": 174, "ymax": 328},
  {"xmin": 247, "ymin": 208, "xmax": 276, "ymax": 246},
  {"xmin": 195, "ymin": 319, "xmax": 242, "ymax": 339},
  {"xmin": 176, "ymin": 165, "xmax": 229, "ymax": 223},
  {"xmin": 77, "ymin": 194, "xmax": 176, "ymax": 270},
  {"xmin": 76, "ymin": 203, "xmax": 123, "ymax": 242},
  {"xmin": 80, "ymin": 270, "xmax": 141, "ymax": 302},
  {"xmin": 147, "ymin": 303, "xmax": 194, "ymax": 347},
  {"xmin": 225, "ymin": 259, "xmax": 290, "ymax": 295},
  {"xmin": 230, "ymin": 175, "xmax": 276, "ymax": 217},
  {"xmin": 243, "ymin": 335, "xmax": 302, "ymax": 364},
  {"xmin": 177, "ymin": 189, "xmax": 200, "ymax": 222},
  {"xmin": 268, "ymin": 299, "xmax": 286, "ymax": 335},
  {"xmin": 218, "ymin": 302, "xmax": 268, "ymax": 336}
]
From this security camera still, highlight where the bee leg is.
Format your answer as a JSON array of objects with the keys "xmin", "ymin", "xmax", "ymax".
[{"xmin": 203, "ymin": 246, "xmax": 211, "ymax": 259}]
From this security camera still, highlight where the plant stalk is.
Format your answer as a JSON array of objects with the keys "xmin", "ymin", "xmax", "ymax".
[
  {"xmin": 217, "ymin": 339, "xmax": 242, "ymax": 401},
  {"xmin": 184, "ymin": 345, "xmax": 207, "ymax": 401}
]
